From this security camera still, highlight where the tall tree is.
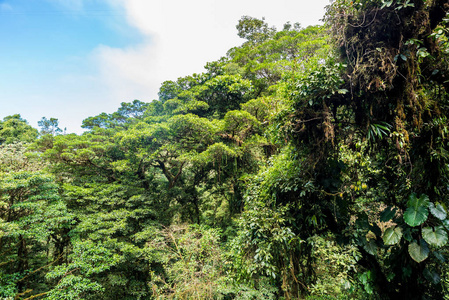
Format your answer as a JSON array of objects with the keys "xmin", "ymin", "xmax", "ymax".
[
  {"xmin": 0, "ymin": 115, "xmax": 38, "ymax": 145},
  {"xmin": 38, "ymin": 117, "xmax": 63, "ymax": 135},
  {"xmin": 0, "ymin": 143, "xmax": 73, "ymax": 298}
]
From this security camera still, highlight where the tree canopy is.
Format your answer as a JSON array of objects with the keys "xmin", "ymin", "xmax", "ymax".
[{"xmin": 1, "ymin": 2, "xmax": 449, "ymax": 299}]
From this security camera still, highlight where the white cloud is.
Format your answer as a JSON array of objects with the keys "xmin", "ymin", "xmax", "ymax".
[
  {"xmin": 92, "ymin": 41, "xmax": 161, "ymax": 102},
  {"xmin": 95, "ymin": 0, "xmax": 330, "ymax": 102}
]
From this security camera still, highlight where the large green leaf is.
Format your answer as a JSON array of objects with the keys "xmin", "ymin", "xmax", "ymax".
[
  {"xmin": 408, "ymin": 241, "xmax": 429, "ymax": 263},
  {"xmin": 429, "ymin": 203, "xmax": 447, "ymax": 220},
  {"xmin": 404, "ymin": 206, "xmax": 429, "ymax": 227},
  {"xmin": 383, "ymin": 226, "xmax": 402, "ymax": 245},
  {"xmin": 422, "ymin": 226, "xmax": 448, "ymax": 247},
  {"xmin": 404, "ymin": 193, "xmax": 429, "ymax": 227}
]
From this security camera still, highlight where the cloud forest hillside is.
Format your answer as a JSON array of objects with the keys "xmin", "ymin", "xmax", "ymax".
[{"xmin": 1, "ymin": 0, "xmax": 449, "ymax": 299}]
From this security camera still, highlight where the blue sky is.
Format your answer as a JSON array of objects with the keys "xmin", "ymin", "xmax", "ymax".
[{"xmin": 1, "ymin": 0, "xmax": 329, "ymax": 133}]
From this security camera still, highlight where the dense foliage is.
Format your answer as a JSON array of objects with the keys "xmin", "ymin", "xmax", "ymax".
[{"xmin": 1, "ymin": 1, "xmax": 449, "ymax": 299}]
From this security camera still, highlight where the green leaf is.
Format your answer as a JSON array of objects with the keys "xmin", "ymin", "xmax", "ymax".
[
  {"xmin": 364, "ymin": 239, "xmax": 377, "ymax": 255},
  {"xmin": 443, "ymin": 219, "xmax": 449, "ymax": 231},
  {"xmin": 383, "ymin": 226, "xmax": 403, "ymax": 245},
  {"xmin": 403, "ymin": 228, "xmax": 413, "ymax": 242},
  {"xmin": 423, "ymin": 268, "xmax": 441, "ymax": 285},
  {"xmin": 422, "ymin": 226, "xmax": 448, "ymax": 247},
  {"xmin": 407, "ymin": 193, "xmax": 430, "ymax": 208},
  {"xmin": 429, "ymin": 202, "xmax": 447, "ymax": 220},
  {"xmin": 408, "ymin": 241, "xmax": 429, "ymax": 263},
  {"xmin": 433, "ymin": 251, "xmax": 446, "ymax": 263},
  {"xmin": 404, "ymin": 207, "xmax": 429, "ymax": 227},
  {"xmin": 381, "ymin": 0, "xmax": 393, "ymax": 9},
  {"xmin": 404, "ymin": 194, "xmax": 429, "ymax": 227},
  {"xmin": 380, "ymin": 206, "xmax": 397, "ymax": 222}
]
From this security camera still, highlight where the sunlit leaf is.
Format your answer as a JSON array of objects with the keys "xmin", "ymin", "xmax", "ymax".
[
  {"xmin": 429, "ymin": 202, "xmax": 447, "ymax": 220},
  {"xmin": 422, "ymin": 226, "xmax": 448, "ymax": 247},
  {"xmin": 408, "ymin": 241, "xmax": 429, "ymax": 263},
  {"xmin": 383, "ymin": 226, "xmax": 402, "ymax": 245}
]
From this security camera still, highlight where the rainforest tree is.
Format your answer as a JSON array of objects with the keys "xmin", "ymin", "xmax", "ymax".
[{"xmin": 1, "ymin": 3, "xmax": 449, "ymax": 299}]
